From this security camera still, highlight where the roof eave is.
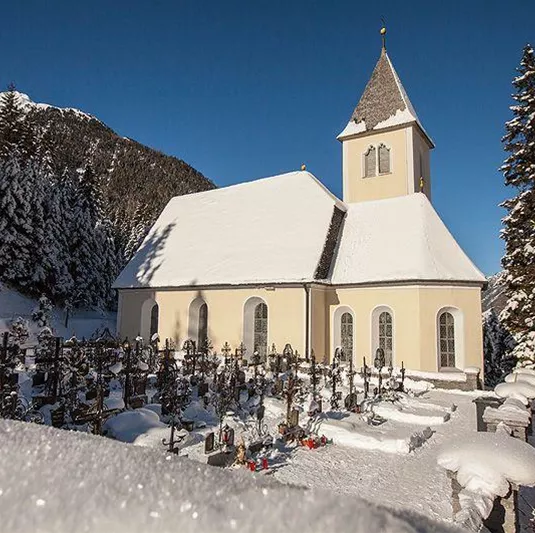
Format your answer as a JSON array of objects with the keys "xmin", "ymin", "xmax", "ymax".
[{"xmin": 337, "ymin": 120, "xmax": 434, "ymax": 147}]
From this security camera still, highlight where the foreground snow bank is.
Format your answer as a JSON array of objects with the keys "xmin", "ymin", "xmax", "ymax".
[
  {"xmin": 0, "ymin": 420, "xmax": 461, "ymax": 533},
  {"xmin": 437, "ymin": 431, "xmax": 535, "ymax": 527}
]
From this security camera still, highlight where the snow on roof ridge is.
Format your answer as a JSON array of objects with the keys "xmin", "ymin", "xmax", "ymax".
[
  {"xmin": 168, "ymin": 169, "xmax": 345, "ymax": 208},
  {"xmin": 384, "ymin": 51, "xmax": 419, "ymax": 123}
]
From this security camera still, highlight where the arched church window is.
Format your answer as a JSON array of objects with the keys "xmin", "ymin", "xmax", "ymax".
[
  {"xmin": 198, "ymin": 303, "xmax": 208, "ymax": 348},
  {"xmin": 439, "ymin": 312, "xmax": 455, "ymax": 368},
  {"xmin": 378, "ymin": 311, "xmax": 393, "ymax": 366},
  {"xmin": 364, "ymin": 146, "xmax": 376, "ymax": 177},
  {"xmin": 253, "ymin": 303, "xmax": 268, "ymax": 359},
  {"xmin": 340, "ymin": 312, "xmax": 353, "ymax": 363},
  {"xmin": 150, "ymin": 303, "xmax": 159, "ymax": 339},
  {"xmin": 378, "ymin": 144, "xmax": 391, "ymax": 174}
]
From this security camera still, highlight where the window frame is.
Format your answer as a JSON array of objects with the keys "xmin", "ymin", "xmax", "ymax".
[
  {"xmin": 253, "ymin": 302, "xmax": 268, "ymax": 359},
  {"xmin": 438, "ymin": 311, "xmax": 456, "ymax": 368},
  {"xmin": 362, "ymin": 143, "xmax": 392, "ymax": 178},
  {"xmin": 340, "ymin": 312, "xmax": 354, "ymax": 363}
]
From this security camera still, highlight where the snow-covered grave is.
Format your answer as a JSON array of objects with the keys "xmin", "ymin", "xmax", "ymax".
[{"xmin": 0, "ymin": 419, "xmax": 464, "ymax": 533}]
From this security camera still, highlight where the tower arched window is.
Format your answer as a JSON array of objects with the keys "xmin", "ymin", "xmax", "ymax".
[
  {"xmin": 364, "ymin": 146, "xmax": 377, "ymax": 177},
  {"xmin": 439, "ymin": 311, "xmax": 455, "ymax": 368},
  {"xmin": 149, "ymin": 303, "xmax": 159, "ymax": 339},
  {"xmin": 378, "ymin": 144, "xmax": 391, "ymax": 174},
  {"xmin": 340, "ymin": 312, "xmax": 353, "ymax": 363},
  {"xmin": 253, "ymin": 303, "xmax": 268, "ymax": 360},
  {"xmin": 378, "ymin": 311, "xmax": 393, "ymax": 366},
  {"xmin": 198, "ymin": 303, "xmax": 208, "ymax": 348}
]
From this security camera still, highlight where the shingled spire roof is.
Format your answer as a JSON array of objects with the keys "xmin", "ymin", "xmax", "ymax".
[{"xmin": 338, "ymin": 48, "xmax": 433, "ymax": 145}]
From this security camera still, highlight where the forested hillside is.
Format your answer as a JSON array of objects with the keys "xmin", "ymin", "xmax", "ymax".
[{"xmin": 0, "ymin": 87, "xmax": 215, "ymax": 310}]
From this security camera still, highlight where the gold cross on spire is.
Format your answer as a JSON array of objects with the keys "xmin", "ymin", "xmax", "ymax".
[{"xmin": 380, "ymin": 18, "xmax": 387, "ymax": 50}]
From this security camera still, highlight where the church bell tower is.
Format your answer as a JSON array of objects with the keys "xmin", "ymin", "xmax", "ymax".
[{"xmin": 338, "ymin": 28, "xmax": 434, "ymax": 204}]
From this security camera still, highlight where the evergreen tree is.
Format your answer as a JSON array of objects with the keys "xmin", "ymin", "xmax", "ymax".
[
  {"xmin": 0, "ymin": 85, "xmax": 26, "ymax": 159},
  {"xmin": 0, "ymin": 153, "xmax": 34, "ymax": 287},
  {"xmin": 32, "ymin": 294, "xmax": 53, "ymax": 329},
  {"xmin": 500, "ymin": 44, "xmax": 535, "ymax": 366},
  {"xmin": 45, "ymin": 174, "xmax": 75, "ymax": 303},
  {"xmin": 483, "ymin": 309, "xmax": 516, "ymax": 386}
]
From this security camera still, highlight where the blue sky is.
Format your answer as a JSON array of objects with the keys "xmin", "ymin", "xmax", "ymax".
[{"xmin": 1, "ymin": 0, "xmax": 533, "ymax": 276}]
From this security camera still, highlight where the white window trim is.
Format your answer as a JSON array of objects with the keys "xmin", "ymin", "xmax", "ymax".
[
  {"xmin": 370, "ymin": 305, "xmax": 395, "ymax": 367},
  {"xmin": 331, "ymin": 305, "xmax": 356, "ymax": 364},
  {"xmin": 243, "ymin": 296, "xmax": 269, "ymax": 360},
  {"xmin": 140, "ymin": 297, "xmax": 158, "ymax": 342},
  {"xmin": 188, "ymin": 296, "xmax": 208, "ymax": 347}
]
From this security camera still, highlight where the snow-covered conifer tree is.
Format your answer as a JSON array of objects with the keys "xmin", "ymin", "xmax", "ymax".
[
  {"xmin": 0, "ymin": 154, "xmax": 34, "ymax": 287},
  {"xmin": 483, "ymin": 309, "xmax": 516, "ymax": 386},
  {"xmin": 500, "ymin": 44, "xmax": 535, "ymax": 366},
  {"xmin": 31, "ymin": 294, "xmax": 53, "ymax": 329}
]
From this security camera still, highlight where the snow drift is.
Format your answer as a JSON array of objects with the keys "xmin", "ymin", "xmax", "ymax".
[{"xmin": 0, "ymin": 419, "xmax": 462, "ymax": 533}]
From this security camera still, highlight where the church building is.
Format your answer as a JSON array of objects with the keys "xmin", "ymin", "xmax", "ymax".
[{"xmin": 114, "ymin": 39, "xmax": 486, "ymax": 373}]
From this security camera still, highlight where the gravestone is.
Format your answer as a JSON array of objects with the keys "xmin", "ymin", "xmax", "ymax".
[
  {"xmin": 198, "ymin": 382, "xmax": 209, "ymax": 397},
  {"xmin": 272, "ymin": 378, "xmax": 283, "ymax": 396},
  {"xmin": 222, "ymin": 426, "xmax": 235, "ymax": 447},
  {"xmin": 204, "ymin": 432, "xmax": 215, "ymax": 454},
  {"xmin": 289, "ymin": 408, "xmax": 299, "ymax": 428}
]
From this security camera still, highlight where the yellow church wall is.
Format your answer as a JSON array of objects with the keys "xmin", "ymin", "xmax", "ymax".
[
  {"xmin": 117, "ymin": 289, "xmax": 157, "ymax": 341},
  {"xmin": 412, "ymin": 127, "xmax": 432, "ymax": 200},
  {"xmin": 342, "ymin": 127, "xmax": 409, "ymax": 203},
  {"xmin": 117, "ymin": 286, "xmax": 306, "ymax": 355},
  {"xmin": 118, "ymin": 283, "xmax": 483, "ymax": 373},
  {"xmin": 417, "ymin": 286, "xmax": 483, "ymax": 372},
  {"xmin": 327, "ymin": 286, "xmax": 421, "ymax": 368},
  {"xmin": 324, "ymin": 284, "xmax": 483, "ymax": 372}
]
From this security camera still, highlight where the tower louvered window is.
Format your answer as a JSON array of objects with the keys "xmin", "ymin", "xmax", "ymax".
[
  {"xmin": 378, "ymin": 311, "xmax": 393, "ymax": 366},
  {"xmin": 364, "ymin": 146, "xmax": 376, "ymax": 177},
  {"xmin": 254, "ymin": 303, "xmax": 268, "ymax": 359},
  {"xmin": 439, "ymin": 312, "xmax": 455, "ymax": 368},
  {"xmin": 378, "ymin": 144, "xmax": 391, "ymax": 174}
]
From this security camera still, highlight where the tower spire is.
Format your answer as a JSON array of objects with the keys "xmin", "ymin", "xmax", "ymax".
[{"xmin": 380, "ymin": 18, "xmax": 387, "ymax": 50}]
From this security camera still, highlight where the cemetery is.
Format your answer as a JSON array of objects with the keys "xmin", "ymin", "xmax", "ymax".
[{"xmin": 2, "ymin": 323, "xmax": 535, "ymax": 532}]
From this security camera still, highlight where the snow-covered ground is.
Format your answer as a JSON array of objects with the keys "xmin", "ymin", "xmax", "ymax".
[
  {"xmin": 102, "ymin": 385, "xmax": 506, "ymax": 527},
  {"xmin": 0, "ymin": 419, "xmax": 463, "ymax": 533},
  {"xmin": 0, "ymin": 286, "xmax": 116, "ymax": 341}
]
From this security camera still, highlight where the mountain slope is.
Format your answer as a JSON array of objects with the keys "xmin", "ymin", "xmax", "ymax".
[
  {"xmin": 6, "ymin": 91, "xmax": 215, "ymax": 258},
  {"xmin": 0, "ymin": 89, "xmax": 215, "ymax": 309},
  {"xmin": 482, "ymin": 271, "xmax": 507, "ymax": 315}
]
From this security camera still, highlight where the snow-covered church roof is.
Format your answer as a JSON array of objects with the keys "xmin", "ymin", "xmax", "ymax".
[
  {"xmin": 114, "ymin": 171, "xmax": 344, "ymax": 288},
  {"xmin": 331, "ymin": 193, "xmax": 486, "ymax": 285},
  {"xmin": 114, "ymin": 171, "xmax": 485, "ymax": 289},
  {"xmin": 337, "ymin": 48, "xmax": 433, "ymax": 146}
]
